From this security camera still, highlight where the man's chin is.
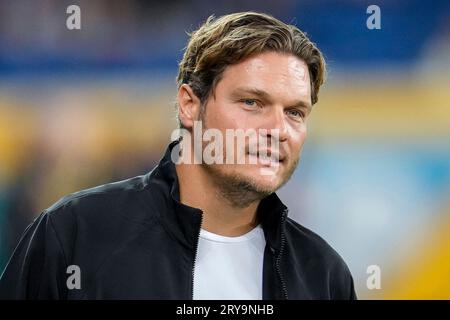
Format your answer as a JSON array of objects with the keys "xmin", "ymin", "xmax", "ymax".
[
  {"xmin": 238, "ymin": 159, "xmax": 299, "ymax": 195},
  {"xmin": 202, "ymin": 163, "xmax": 288, "ymax": 207},
  {"xmin": 231, "ymin": 166, "xmax": 285, "ymax": 194},
  {"xmin": 201, "ymin": 150, "xmax": 293, "ymax": 187}
]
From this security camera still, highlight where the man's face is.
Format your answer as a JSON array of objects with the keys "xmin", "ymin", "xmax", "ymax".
[{"xmin": 199, "ymin": 51, "xmax": 312, "ymax": 196}]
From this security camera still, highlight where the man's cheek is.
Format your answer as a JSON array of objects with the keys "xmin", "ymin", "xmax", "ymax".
[
  {"xmin": 289, "ymin": 124, "xmax": 307, "ymax": 144},
  {"xmin": 299, "ymin": 122, "xmax": 307, "ymax": 135}
]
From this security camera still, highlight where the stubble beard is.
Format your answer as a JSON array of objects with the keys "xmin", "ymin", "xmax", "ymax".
[
  {"xmin": 196, "ymin": 108, "xmax": 301, "ymax": 209},
  {"xmin": 199, "ymin": 124, "xmax": 300, "ymax": 208}
]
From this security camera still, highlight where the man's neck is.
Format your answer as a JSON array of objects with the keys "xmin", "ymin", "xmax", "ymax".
[{"xmin": 176, "ymin": 163, "xmax": 260, "ymax": 237}]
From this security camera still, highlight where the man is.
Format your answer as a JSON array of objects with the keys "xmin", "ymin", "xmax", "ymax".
[{"xmin": 0, "ymin": 12, "xmax": 356, "ymax": 299}]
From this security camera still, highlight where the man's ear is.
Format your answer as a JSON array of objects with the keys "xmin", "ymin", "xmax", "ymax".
[{"xmin": 177, "ymin": 84, "xmax": 202, "ymax": 129}]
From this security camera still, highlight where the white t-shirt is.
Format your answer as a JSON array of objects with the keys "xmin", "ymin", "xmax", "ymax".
[{"xmin": 193, "ymin": 224, "xmax": 266, "ymax": 300}]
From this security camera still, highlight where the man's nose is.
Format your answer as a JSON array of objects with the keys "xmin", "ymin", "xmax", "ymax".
[{"xmin": 264, "ymin": 106, "xmax": 289, "ymax": 142}]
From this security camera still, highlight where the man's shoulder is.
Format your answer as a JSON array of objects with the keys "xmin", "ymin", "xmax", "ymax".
[
  {"xmin": 284, "ymin": 217, "xmax": 351, "ymax": 273},
  {"xmin": 284, "ymin": 217, "xmax": 357, "ymax": 299},
  {"xmin": 42, "ymin": 172, "xmax": 158, "ymax": 229},
  {"xmin": 46, "ymin": 173, "xmax": 146, "ymax": 209}
]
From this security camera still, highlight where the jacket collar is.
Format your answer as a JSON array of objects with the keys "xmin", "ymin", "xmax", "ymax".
[{"xmin": 151, "ymin": 138, "xmax": 288, "ymax": 252}]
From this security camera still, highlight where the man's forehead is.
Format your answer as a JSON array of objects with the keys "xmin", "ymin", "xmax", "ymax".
[
  {"xmin": 242, "ymin": 53, "xmax": 308, "ymax": 79},
  {"xmin": 220, "ymin": 52, "xmax": 310, "ymax": 89},
  {"xmin": 221, "ymin": 52, "xmax": 311, "ymax": 101}
]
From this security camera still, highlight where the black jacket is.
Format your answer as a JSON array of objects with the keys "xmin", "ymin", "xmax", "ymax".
[{"xmin": 0, "ymin": 139, "xmax": 356, "ymax": 299}]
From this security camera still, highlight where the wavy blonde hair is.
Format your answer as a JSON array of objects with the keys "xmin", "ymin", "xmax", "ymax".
[{"xmin": 176, "ymin": 12, "xmax": 326, "ymax": 125}]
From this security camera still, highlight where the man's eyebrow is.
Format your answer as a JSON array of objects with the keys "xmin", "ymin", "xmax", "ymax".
[
  {"xmin": 292, "ymin": 100, "xmax": 312, "ymax": 113},
  {"xmin": 231, "ymin": 87, "xmax": 312, "ymax": 111},
  {"xmin": 230, "ymin": 87, "xmax": 272, "ymax": 100}
]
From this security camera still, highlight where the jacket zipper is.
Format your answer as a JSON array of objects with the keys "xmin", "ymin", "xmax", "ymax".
[
  {"xmin": 275, "ymin": 209, "xmax": 289, "ymax": 299},
  {"xmin": 191, "ymin": 213, "xmax": 203, "ymax": 299}
]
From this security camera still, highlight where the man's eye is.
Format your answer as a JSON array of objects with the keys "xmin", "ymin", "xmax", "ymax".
[
  {"xmin": 242, "ymin": 99, "xmax": 257, "ymax": 107},
  {"xmin": 286, "ymin": 109, "xmax": 304, "ymax": 118}
]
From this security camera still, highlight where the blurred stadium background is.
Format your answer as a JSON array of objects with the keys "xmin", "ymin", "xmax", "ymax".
[{"xmin": 0, "ymin": 0, "xmax": 449, "ymax": 299}]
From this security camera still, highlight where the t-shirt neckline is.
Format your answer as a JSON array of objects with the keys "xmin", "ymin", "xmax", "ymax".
[{"xmin": 199, "ymin": 224, "xmax": 263, "ymax": 243}]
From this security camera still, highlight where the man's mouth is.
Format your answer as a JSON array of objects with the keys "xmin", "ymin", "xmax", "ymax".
[{"xmin": 247, "ymin": 150, "xmax": 285, "ymax": 165}]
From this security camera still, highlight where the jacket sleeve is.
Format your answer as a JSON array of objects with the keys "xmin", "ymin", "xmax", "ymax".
[
  {"xmin": 347, "ymin": 274, "xmax": 357, "ymax": 300},
  {"xmin": 0, "ymin": 211, "xmax": 68, "ymax": 299},
  {"xmin": 330, "ymin": 259, "xmax": 358, "ymax": 300}
]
